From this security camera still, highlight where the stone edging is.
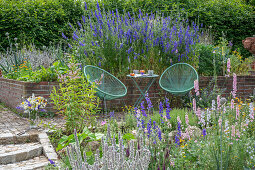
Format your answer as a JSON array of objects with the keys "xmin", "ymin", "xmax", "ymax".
[{"xmin": 38, "ymin": 132, "xmax": 59, "ymax": 167}]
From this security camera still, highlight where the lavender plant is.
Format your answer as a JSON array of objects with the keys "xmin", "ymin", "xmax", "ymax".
[
  {"xmin": 65, "ymin": 2, "xmax": 201, "ymax": 76},
  {"xmin": 66, "ymin": 124, "xmax": 151, "ymax": 170}
]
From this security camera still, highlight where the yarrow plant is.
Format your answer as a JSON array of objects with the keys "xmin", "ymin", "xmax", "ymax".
[{"xmin": 17, "ymin": 93, "xmax": 47, "ymax": 128}]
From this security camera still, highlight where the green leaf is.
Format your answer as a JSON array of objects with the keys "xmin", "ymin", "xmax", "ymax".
[{"xmin": 122, "ymin": 133, "xmax": 135, "ymax": 141}]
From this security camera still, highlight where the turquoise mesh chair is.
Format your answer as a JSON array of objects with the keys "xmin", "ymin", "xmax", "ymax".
[
  {"xmin": 159, "ymin": 63, "xmax": 198, "ymax": 95},
  {"xmin": 83, "ymin": 65, "xmax": 127, "ymax": 100}
]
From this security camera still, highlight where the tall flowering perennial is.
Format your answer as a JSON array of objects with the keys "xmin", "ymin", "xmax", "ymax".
[
  {"xmin": 147, "ymin": 119, "xmax": 152, "ymax": 138},
  {"xmin": 224, "ymin": 120, "xmax": 230, "ymax": 135},
  {"xmin": 206, "ymin": 109, "xmax": 212, "ymax": 127},
  {"xmin": 135, "ymin": 109, "xmax": 142, "ymax": 130},
  {"xmin": 232, "ymin": 73, "xmax": 237, "ymax": 98},
  {"xmin": 200, "ymin": 111, "xmax": 206, "ymax": 126},
  {"xmin": 145, "ymin": 93, "xmax": 153, "ymax": 111},
  {"xmin": 231, "ymin": 99, "xmax": 235, "ymax": 110},
  {"xmin": 157, "ymin": 127, "xmax": 162, "ymax": 141},
  {"xmin": 196, "ymin": 108, "xmax": 201, "ymax": 120},
  {"xmin": 66, "ymin": 3, "xmax": 201, "ymax": 73},
  {"xmin": 193, "ymin": 98, "xmax": 196, "ymax": 112},
  {"xmin": 159, "ymin": 102, "xmax": 164, "ymax": 118},
  {"xmin": 211, "ymin": 100, "xmax": 216, "ymax": 111},
  {"xmin": 185, "ymin": 113, "xmax": 189, "ymax": 126},
  {"xmin": 194, "ymin": 80, "xmax": 200, "ymax": 96},
  {"xmin": 226, "ymin": 58, "xmax": 231, "ymax": 77},
  {"xmin": 175, "ymin": 122, "xmax": 182, "ymax": 146},
  {"xmin": 140, "ymin": 101, "xmax": 147, "ymax": 117},
  {"xmin": 217, "ymin": 95, "xmax": 221, "ymax": 111},
  {"xmin": 231, "ymin": 125, "xmax": 235, "ymax": 138},
  {"xmin": 249, "ymin": 102, "xmax": 254, "ymax": 122},
  {"xmin": 165, "ymin": 98, "xmax": 171, "ymax": 120},
  {"xmin": 236, "ymin": 105, "xmax": 240, "ymax": 120}
]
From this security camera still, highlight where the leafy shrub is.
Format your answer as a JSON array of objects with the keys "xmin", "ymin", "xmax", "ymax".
[
  {"xmin": 196, "ymin": 43, "xmax": 223, "ymax": 76},
  {"xmin": 196, "ymin": 37, "xmax": 252, "ymax": 76},
  {"xmin": 0, "ymin": 0, "xmax": 84, "ymax": 49},
  {"xmin": 187, "ymin": 0, "xmax": 255, "ymax": 57},
  {"xmin": 66, "ymin": 4, "xmax": 200, "ymax": 77},
  {"xmin": 229, "ymin": 50, "xmax": 253, "ymax": 75},
  {"xmin": 50, "ymin": 55, "xmax": 100, "ymax": 134}
]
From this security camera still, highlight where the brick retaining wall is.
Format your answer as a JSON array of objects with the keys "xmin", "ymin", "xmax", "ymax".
[
  {"xmin": 0, "ymin": 77, "xmax": 58, "ymax": 112},
  {"xmin": 1, "ymin": 76, "xmax": 255, "ymax": 113}
]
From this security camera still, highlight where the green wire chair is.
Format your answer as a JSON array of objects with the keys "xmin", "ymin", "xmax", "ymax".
[
  {"xmin": 83, "ymin": 65, "xmax": 127, "ymax": 101},
  {"xmin": 159, "ymin": 63, "xmax": 198, "ymax": 95}
]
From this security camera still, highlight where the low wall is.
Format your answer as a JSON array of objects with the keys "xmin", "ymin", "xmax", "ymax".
[
  {"xmin": 0, "ymin": 78, "xmax": 58, "ymax": 112},
  {"xmin": 199, "ymin": 76, "xmax": 255, "ymax": 98},
  {"xmin": 1, "ymin": 76, "xmax": 255, "ymax": 113}
]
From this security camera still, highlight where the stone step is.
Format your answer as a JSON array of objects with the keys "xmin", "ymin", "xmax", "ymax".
[
  {"xmin": 0, "ymin": 155, "xmax": 49, "ymax": 170},
  {"xmin": 0, "ymin": 143, "xmax": 43, "ymax": 164}
]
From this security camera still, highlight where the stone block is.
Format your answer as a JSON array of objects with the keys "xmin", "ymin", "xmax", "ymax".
[{"xmin": 15, "ymin": 151, "xmax": 28, "ymax": 162}]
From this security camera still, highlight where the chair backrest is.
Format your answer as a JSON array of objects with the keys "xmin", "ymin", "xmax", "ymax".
[
  {"xmin": 159, "ymin": 63, "xmax": 198, "ymax": 95},
  {"xmin": 84, "ymin": 65, "xmax": 127, "ymax": 100}
]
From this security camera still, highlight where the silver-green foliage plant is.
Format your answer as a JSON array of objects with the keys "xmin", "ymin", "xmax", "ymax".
[
  {"xmin": 0, "ymin": 33, "xmax": 66, "ymax": 74},
  {"xmin": 66, "ymin": 124, "xmax": 151, "ymax": 170}
]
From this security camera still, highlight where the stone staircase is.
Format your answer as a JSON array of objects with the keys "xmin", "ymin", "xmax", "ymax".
[{"xmin": 0, "ymin": 131, "xmax": 58, "ymax": 170}]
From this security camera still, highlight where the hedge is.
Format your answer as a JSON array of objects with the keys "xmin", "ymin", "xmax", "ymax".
[
  {"xmin": 0, "ymin": 0, "xmax": 84, "ymax": 49},
  {"xmin": 0, "ymin": 0, "xmax": 254, "ymax": 57}
]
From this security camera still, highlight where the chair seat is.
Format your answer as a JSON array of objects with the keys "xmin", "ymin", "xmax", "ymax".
[
  {"xmin": 84, "ymin": 65, "xmax": 127, "ymax": 100},
  {"xmin": 159, "ymin": 63, "xmax": 198, "ymax": 96}
]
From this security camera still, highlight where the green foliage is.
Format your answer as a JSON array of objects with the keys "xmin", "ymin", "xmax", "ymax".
[
  {"xmin": 187, "ymin": 0, "xmax": 255, "ymax": 57},
  {"xmin": 196, "ymin": 43, "xmax": 223, "ymax": 76},
  {"xmin": 195, "ymin": 36, "xmax": 252, "ymax": 76},
  {"xmin": 2, "ymin": 60, "xmax": 68, "ymax": 83},
  {"xmin": 122, "ymin": 133, "xmax": 136, "ymax": 141},
  {"xmin": 152, "ymin": 108, "xmax": 198, "ymax": 130},
  {"xmin": 0, "ymin": 0, "xmax": 84, "ymax": 49},
  {"xmin": 50, "ymin": 56, "xmax": 100, "ymax": 134},
  {"xmin": 229, "ymin": 50, "xmax": 253, "ymax": 75},
  {"xmin": 56, "ymin": 127, "xmax": 104, "ymax": 151}
]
